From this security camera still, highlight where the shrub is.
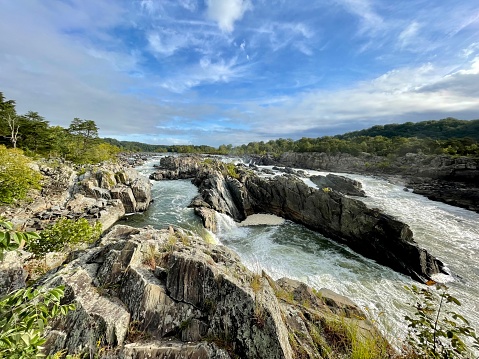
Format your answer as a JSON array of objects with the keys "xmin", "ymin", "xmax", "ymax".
[
  {"xmin": 405, "ymin": 284, "xmax": 479, "ymax": 358},
  {"xmin": 28, "ymin": 218, "xmax": 102, "ymax": 256},
  {"xmin": 0, "ymin": 145, "xmax": 42, "ymax": 204}
]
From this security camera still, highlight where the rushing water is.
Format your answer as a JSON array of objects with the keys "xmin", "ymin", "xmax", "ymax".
[{"xmin": 126, "ymin": 157, "xmax": 479, "ymax": 348}]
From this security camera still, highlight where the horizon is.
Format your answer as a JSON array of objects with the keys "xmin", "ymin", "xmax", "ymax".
[{"xmin": 1, "ymin": 1, "xmax": 478, "ymax": 146}]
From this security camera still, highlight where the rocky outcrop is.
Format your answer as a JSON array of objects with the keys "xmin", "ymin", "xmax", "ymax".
[
  {"xmin": 38, "ymin": 225, "xmax": 378, "ymax": 358},
  {"xmin": 266, "ymin": 152, "xmax": 479, "ymax": 213},
  {"xmin": 310, "ymin": 174, "xmax": 366, "ymax": 197},
  {"xmin": 177, "ymin": 157, "xmax": 446, "ymax": 282},
  {"xmin": 150, "ymin": 155, "xmax": 203, "ymax": 180}
]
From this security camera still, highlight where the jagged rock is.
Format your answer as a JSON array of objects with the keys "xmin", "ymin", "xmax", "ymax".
[
  {"xmin": 150, "ymin": 155, "xmax": 202, "ymax": 180},
  {"xmin": 244, "ymin": 174, "xmax": 445, "ymax": 282},
  {"xmin": 130, "ymin": 178, "xmax": 152, "ymax": 211},
  {"xmin": 310, "ymin": 174, "xmax": 366, "ymax": 197},
  {"xmin": 0, "ymin": 250, "xmax": 31, "ymax": 295},
  {"xmin": 111, "ymin": 187, "xmax": 137, "ymax": 214},
  {"xmin": 38, "ymin": 225, "xmax": 376, "ymax": 358},
  {"xmin": 193, "ymin": 207, "xmax": 217, "ymax": 232}
]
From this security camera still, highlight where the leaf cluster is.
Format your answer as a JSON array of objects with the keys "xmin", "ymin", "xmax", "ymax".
[
  {"xmin": 405, "ymin": 285, "xmax": 479, "ymax": 358},
  {"xmin": 0, "ymin": 145, "xmax": 42, "ymax": 204},
  {"xmin": 27, "ymin": 218, "xmax": 102, "ymax": 256},
  {"xmin": 0, "ymin": 219, "xmax": 40, "ymax": 261},
  {"xmin": 0, "ymin": 285, "xmax": 75, "ymax": 358}
]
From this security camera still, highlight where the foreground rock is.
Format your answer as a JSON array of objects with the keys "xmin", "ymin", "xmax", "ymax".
[
  {"xmin": 151, "ymin": 156, "xmax": 446, "ymax": 282},
  {"xmin": 38, "ymin": 225, "xmax": 382, "ymax": 358}
]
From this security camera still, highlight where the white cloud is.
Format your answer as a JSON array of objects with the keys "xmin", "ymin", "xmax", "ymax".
[
  {"xmin": 206, "ymin": 0, "xmax": 252, "ymax": 32},
  {"xmin": 398, "ymin": 22, "xmax": 421, "ymax": 49},
  {"xmin": 147, "ymin": 29, "xmax": 189, "ymax": 56},
  {"xmin": 159, "ymin": 56, "xmax": 247, "ymax": 92}
]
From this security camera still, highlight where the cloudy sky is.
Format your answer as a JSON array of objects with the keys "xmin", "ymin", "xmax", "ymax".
[{"xmin": 1, "ymin": 0, "xmax": 478, "ymax": 146}]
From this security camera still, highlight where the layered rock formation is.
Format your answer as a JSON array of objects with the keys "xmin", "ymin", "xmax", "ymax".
[
  {"xmin": 0, "ymin": 160, "xmax": 152, "ymax": 294},
  {"xmin": 310, "ymin": 174, "xmax": 366, "ymax": 197},
  {"xmin": 152, "ymin": 156, "xmax": 446, "ymax": 282},
  {"xmin": 38, "ymin": 225, "xmax": 379, "ymax": 358},
  {"xmin": 262, "ymin": 152, "xmax": 479, "ymax": 213}
]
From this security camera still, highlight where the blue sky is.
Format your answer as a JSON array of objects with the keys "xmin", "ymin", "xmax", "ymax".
[{"xmin": 1, "ymin": 0, "xmax": 478, "ymax": 146}]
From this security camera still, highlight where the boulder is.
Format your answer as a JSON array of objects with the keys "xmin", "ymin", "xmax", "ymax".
[
  {"xmin": 310, "ymin": 174, "xmax": 366, "ymax": 197},
  {"xmin": 111, "ymin": 187, "xmax": 137, "ymax": 213}
]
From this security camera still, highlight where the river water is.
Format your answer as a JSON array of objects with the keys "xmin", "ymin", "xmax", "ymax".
[{"xmin": 126, "ymin": 156, "xmax": 479, "ymax": 348}]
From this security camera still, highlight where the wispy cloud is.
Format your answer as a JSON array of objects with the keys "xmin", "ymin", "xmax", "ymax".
[{"xmin": 206, "ymin": 0, "xmax": 252, "ymax": 32}]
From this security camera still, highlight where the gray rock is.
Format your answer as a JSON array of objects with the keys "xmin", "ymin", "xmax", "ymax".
[{"xmin": 38, "ymin": 225, "xmax": 375, "ymax": 358}]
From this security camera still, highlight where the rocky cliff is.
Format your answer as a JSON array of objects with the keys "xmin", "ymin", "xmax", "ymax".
[
  {"xmin": 265, "ymin": 152, "xmax": 479, "ymax": 213},
  {"xmin": 0, "ymin": 159, "xmax": 152, "ymax": 295},
  {"xmin": 38, "ymin": 225, "xmax": 382, "ymax": 358},
  {"xmin": 152, "ymin": 156, "xmax": 446, "ymax": 282}
]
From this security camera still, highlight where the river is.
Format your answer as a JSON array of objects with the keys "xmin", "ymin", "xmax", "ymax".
[{"xmin": 126, "ymin": 156, "xmax": 479, "ymax": 349}]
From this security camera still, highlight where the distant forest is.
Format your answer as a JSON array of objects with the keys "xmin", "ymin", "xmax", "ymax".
[
  {"xmin": 1, "ymin": 91, "xmax": 478, "ymax": 159},
  {"xmin": 104, "ymin": 117, "xmax": 479, "ymax": 158}
]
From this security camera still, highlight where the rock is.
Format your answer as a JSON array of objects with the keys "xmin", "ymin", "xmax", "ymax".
[
  {"xmin": 244, "ymin": 174, "xmax": 445, "ymax": 282},
  {"xmin": 111, "ymin": 187, "xmax": 137, "ymax": 214},
  {"xmin": 0, "ymin": 250, "xmax": 31, "ymax": 295},
  {"xmin": 38, "ymin": 225, "xmax": 377, "ymax": 359},
  {"xmin": 130, "ymin": 178, "xmax": 152, "ymax": 212},
  {"xmin": 310, "ymin": 174, "xmax": 366, "ymax": 197},
  {"xmin": 150, "ymin": 155, "xmax": 203, "ymax": 180},
  {"xmin": 193, "ymin": 207, "xmax": 217, "ymax": 232}
]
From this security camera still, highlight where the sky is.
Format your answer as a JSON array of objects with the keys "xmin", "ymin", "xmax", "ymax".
[{"xmin": 0, "ymin": 0, "xmax": 478, "ymax": 147}]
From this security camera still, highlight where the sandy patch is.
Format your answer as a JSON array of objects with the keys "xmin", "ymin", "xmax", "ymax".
[{"xmin": 238, "ymin": 213, "xmax": 285, "ymax": 226}]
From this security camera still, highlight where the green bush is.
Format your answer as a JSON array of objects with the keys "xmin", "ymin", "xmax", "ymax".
[
  {"xmin": 28, "ymin": 218, "xmax": 102, "ymax": 256},
  {"xmin": 0, "ymin": 145, "xmax": 42, "ymax": 204},
  {"xmin": 405, "ymin": 285, "xmax": 479, "ymax": 358}
]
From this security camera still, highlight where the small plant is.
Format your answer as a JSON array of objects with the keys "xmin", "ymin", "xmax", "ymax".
[
  {"xmin": 143, "ymin": 244, "xmax": 160, "ymax": 270},
  {"xmin": 27, "ymin": 218, "xmax": 102, "ymax": 256},
  {"xmin": 405, "ymin": 284, "xmax": 479, "ymax": 359},
  {"xmin": 0, "ymin": 285, "xmax": 75, "ymax": 358},
  {"xmin": 0, "ymin": 218, "xmax": 40, "ymax": 260},
  {"xmin": 250, "ymin": 273, "xmax": 262, "ymax": 294},
  {"xmin": 225, "ymin": 163, "xmax": 240, "ymax": 179},
  {"xmin": 322, "ymin": 187, "xmax": 332, "ymax": 193}
]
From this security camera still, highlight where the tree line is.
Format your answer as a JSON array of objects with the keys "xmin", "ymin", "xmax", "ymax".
[
  {"xmin": 0, "ymin": 92, "xmax": 119, "ymax": 164},
  {"xmin": 2, "ymin": 91, "xmax": 478, "ymax": 160}
]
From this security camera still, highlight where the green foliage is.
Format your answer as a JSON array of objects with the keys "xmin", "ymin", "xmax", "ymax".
[
  {"xmin": 405, "ymin": 285, "xmax": 479, "ymax": 359},
  {"xmin": 27, "ymin": 218, "xmax": 102, "ymax": 256},
  {"xmin": 225, "ymin": 163, "xmax": 240, "ymax": 179},
  {"xmin": 0, "ymin": 285, "xmax": 75, "ymax": 358},
  {"xmin": 0, "ymin": 219, "xmax": 40, "ymax": 261},
  {"xmin": 0, "ymin": 220, "xmax": 75, "ymax": 358},
  {"xmin": 0, "ymin": 145, "xmax": 42, "ymax": 204}
]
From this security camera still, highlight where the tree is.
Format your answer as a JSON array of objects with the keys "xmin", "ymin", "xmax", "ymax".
[
  {"xmin": 0, "ymin": 92, "xmax": 20, "ymax": 148},
  {"xmin": 18, "ymin": 111, "xmax": 50, "ymax": 153}
]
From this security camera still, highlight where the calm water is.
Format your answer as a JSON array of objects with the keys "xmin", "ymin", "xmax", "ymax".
[{"xmin": 126, "ymin": 157, "xmax": 479, "ymax": 348}]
